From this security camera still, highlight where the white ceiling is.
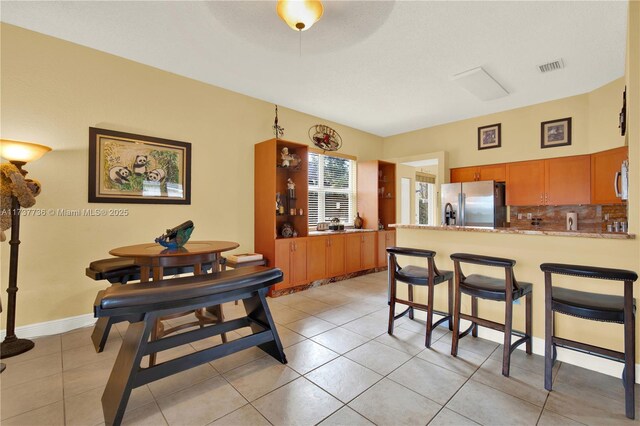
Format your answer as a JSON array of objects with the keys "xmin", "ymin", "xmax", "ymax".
[{"xmin": 1, "ymin": 1, "xmax": 628, "ymax": 137}]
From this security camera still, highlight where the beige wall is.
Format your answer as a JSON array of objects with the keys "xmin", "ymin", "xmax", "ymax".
[
  {"xmin": 386, "ymin": 2, "xmax": 640, "ymax": 360},
  {"xmin": 0, "ymin": 24, "xmax": 383, "ymax": 327},
  {"xmin": 383, "ymin": 79, "xmax": 626, "ymax": 168}
]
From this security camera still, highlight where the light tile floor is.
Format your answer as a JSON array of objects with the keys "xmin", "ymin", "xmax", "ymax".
[{"xmin": 1, "ymin": 271, "xmax": 638, "ymax": 425}]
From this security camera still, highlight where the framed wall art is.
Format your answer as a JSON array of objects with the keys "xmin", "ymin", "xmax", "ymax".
[
  {"xmin": 477, "ymin": 123, "xmax": 501, "ymax": 150},
  {"xmin": 541, "ymin": 117, "xmax": 571, "ymax": 149},
  {"xmin": 88, "ymin": 127, "xmax": 191, "ymax": 204}
]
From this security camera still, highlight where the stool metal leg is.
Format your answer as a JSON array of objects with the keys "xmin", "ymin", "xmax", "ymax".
[
  {"xmin": 525, "ymin": 292, "xmax": 532, "ymax": 355},
  {"xmin": 447, "ymin": 279, "xmax": 453, "ymax": 331},
  {"xmin": 624, "ymin": 280, "xmax": 635, "ymax": 419},
  {"xmin": 502, "ymin": 294, "xmax": 513, "ymax": 377},
  {"xmin": 408, "ymin": 285, "xmax": 414, "ymax": 320},
  {"xmin": 451, "ymin": 274, "xmax": 461, "ymax": 357},
  {"xmin": 388, "ymin": 256, "xmax": 397, "ymax": 335},
  {"xmin": 544, "ymin": 271, "xmax": 553, "ymax": 390},
  {"xmin": 425, "ymin": 281, "xmax": 434, "ymax": 348},
  {"xmin": 471, "ymin": 297, "xmax": 478, "ymax": 338}
]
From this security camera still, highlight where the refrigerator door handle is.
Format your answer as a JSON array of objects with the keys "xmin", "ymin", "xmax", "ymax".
[{"xmin": 459, "ymin": 192, "xmax": 465, "ymax": 227}]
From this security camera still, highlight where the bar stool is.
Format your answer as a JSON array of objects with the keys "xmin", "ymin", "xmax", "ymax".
[
  {"xmin": 387, "ymin": 247, "xmax": 453, "ymax": 348},
  {"xmin": 450, "ymin": 253, "xmax": 532, "ymax": 377},
  {"xmin": 540, "ymin": 263, "xmax": 638, "ymax": 419}
]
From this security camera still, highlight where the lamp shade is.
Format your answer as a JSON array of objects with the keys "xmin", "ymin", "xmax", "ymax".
[
  {"xmin": 277, "ymin": 0, "xmax": 323, "ymax": 31},
  {"xmin": 0, "ymin": 139, "xmax": 51, "ymax": 163}
]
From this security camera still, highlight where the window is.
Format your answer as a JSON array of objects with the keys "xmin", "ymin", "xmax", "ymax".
[
  {"xmin": 308, "ymin": 152, "xmax": 356, "ymax": 226},
  {"xmin": 415, "ymin": 172, "xmax": 436, "ymax": 225}
]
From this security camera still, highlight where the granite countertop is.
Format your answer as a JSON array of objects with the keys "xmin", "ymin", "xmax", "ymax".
[
  {"xmin": 390, "ymin": 224, "xmax": 635, "ymax": 240},
  {"xmin": 308, "ymin": 228, "xmax": 378, "ymax": 237}
]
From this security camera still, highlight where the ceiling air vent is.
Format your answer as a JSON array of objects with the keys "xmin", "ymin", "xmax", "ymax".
[{"xmin": 538, "ymin": 59, "xmax": 564, "ymax": 73}]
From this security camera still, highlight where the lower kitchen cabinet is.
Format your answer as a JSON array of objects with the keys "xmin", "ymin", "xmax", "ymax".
[
  {"xmin": 377, "ymin": 230, "xmax": 396, "ymax": 267},
  {"xmin": 346, "ymin": 233, "xmax": 376, "ymax": 273},
  {"xmin": 307, "ymin": 235, "xmax": 346, "ymax": 281},
  {"xmin": 327, "ymin": 234, "xmax": 346, "ymax": 277},
  {"xmin": 274, "ymin": 238, "xmax": 307, "ymax": 290},
  {"xmin": 307, "ymin": 236, "xmax": 328, "ymax": 282}
]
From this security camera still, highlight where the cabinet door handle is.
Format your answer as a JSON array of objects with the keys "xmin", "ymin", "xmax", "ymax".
[
  {"xmin": 540, "ymin": 193, "xmax": 543, "ymax": 204},
  {"xmin": 545, "ymin": 193, "xmax": 549, "ymax": 204}
]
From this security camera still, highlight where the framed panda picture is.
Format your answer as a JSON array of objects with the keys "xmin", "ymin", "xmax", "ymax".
[{"xmin": 88, "ymin": 127, "xmax": 191, "ymax": 204}]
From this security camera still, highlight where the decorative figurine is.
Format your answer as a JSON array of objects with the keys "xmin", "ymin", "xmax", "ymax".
[
  {"xmin": 155, "ymin": 220, "xmax": 194, "ymax": 249},
  {"xmin": 281, "ymin": 222, "xmax": 294, "ymax": 238},
  {"xmin": 287, "ymin": 178, "xmax": 296, "ymax": 199},
  {"xmin": 281, "ymin": 147, "xmax": 293, "ymax": 167}
]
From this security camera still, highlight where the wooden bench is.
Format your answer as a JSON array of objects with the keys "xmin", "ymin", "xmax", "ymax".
[
  {"xmin": 86, "ymin": 258, "xmax": 215, "ymax": 352},
  {"xmin": 94, "ymin": 266, "xmax": 285, "ymax": 426}
]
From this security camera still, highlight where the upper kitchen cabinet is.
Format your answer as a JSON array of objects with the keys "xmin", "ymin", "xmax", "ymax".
[
  {"xmin": 450, "ymin": 164, "xmax": 506, "ymax": 183},
  {"xmin": 545, "ymin": 155, "xmax": 591, "ymax": 205},
  {"xmin": 591, "ymin": 146, "xmax": 628, "ymax": 204},
  {"xmin": 506, "ymin": 160, "xmax": 545, "ymax": 205},
  {"xmin": 357, "ymin": 160, "xmax": 396, "ymax": 229},
  {"xmin": 506, "ymin": 155, "xmax": 590, "ymax": 206}
]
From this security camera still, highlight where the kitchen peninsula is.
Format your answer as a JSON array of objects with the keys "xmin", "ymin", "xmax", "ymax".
[
  {"xmin": 390, "ymin": 222, "xmax": 639, "ymax": 377},
  {"xmin": 391, "ymin": 223, "xmax": 635, "ymax": 239}
]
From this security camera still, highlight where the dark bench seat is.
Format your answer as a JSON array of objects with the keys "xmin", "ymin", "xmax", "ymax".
[
  {"xmin": 86, "ymin": 257, "xmax": 215, "ymax": 352},
  {"xmin": 95, "ymin": 266, "xmax": 285, "ymax": 426}
]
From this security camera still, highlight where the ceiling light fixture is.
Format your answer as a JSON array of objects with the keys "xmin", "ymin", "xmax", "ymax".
[{"xmin": 277, "ymin": 0, "xmax": 324, "ymax": 31}]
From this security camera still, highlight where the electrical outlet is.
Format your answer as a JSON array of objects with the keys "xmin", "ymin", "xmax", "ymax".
[
  {"xmin": 517, "ymin": 213, "xmax": 523, "ymax": 220},
  {"xmin": 527, "ymin": 213, "xmax": 532, "ymax": 220}
]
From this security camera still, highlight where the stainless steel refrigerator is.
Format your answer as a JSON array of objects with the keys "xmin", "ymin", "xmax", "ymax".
[{"xmin": 441, "ymin": 181, "xmax": 506, "ymax": 228}]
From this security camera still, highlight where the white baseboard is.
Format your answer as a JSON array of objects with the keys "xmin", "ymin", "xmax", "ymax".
[
  {"xmin": 0, "ymin": 313, "xmax": 96, "ymax": 340},
  {"xmin": 407, "ymin": 309, "xmax": 639, "ymax": 384}
]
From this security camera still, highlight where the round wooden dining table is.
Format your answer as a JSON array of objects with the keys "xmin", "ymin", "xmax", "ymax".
[
  {"xmin": 110, "ymin": 240, "xmax": 240, "ymax": 282},
  {"xmin": 109, "ymin": 240, "xmax": 240, "ymax": 365}
]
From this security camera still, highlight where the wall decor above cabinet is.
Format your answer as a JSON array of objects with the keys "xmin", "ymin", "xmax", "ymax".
[
  {"xmin": 272, "ymin": 105, "xmax": 285, "ymax": 139},
  {"xmin": 477, "ymin": 123, "xmax": 501, "ymax": 150},
  {"xmin": 619, "ymin": 87, "xmax": 626, "ymax": 136},
  {"xmin": 541, "ymin": 117, "xmax": 572, "ymax": 149},
  {"xmin": 309, "ymin": 124, "xmax": 342, "ymax": 152}
]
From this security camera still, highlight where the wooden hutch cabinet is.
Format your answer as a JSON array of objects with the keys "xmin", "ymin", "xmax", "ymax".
[{"xmin": 254, "ymin": 139, "xmax": 309, "ymax": 292}]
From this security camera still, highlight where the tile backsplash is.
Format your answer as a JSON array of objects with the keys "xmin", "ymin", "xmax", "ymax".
[{"xmin": 510, "ymin": 204, "xmax": 627, "ymax": 233}]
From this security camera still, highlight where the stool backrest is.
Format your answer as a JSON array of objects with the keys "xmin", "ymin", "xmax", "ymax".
[
  {"xmin": 540, "ymin": 263, "xmax": 638, "ymax": 282},
  {"xmin": 450, "ymin": 253, "xmax": 520, "ymax": 295},
  {"xmin": 387, "ymin": 246, "xmax": 442, "ymax": 279},
  {"xmin": 540, "ymin": 263, "xmax": 637, "ymax": 317}
]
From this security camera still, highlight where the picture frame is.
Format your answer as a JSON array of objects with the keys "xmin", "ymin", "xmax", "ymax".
[
  {"xmin": 541, "ymin": 117, "xmax": 572, "ymax": 149},
  {"xmin": 89, "ymin": 127, "xmax": 191, "ymax": 204},
  {"xmin": 477, "ymin": 123, "xmax": 501, "ymax": 150}
]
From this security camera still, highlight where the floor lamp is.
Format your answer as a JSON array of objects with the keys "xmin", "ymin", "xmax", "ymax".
[{"xmin": 1, "ymin": 139, "xmax": 51, "ymax": 358}]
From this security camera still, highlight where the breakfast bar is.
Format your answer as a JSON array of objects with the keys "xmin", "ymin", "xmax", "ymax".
[{"xmin": 390, "ymin": 223, "xmax": 639, "ymax": 376}]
